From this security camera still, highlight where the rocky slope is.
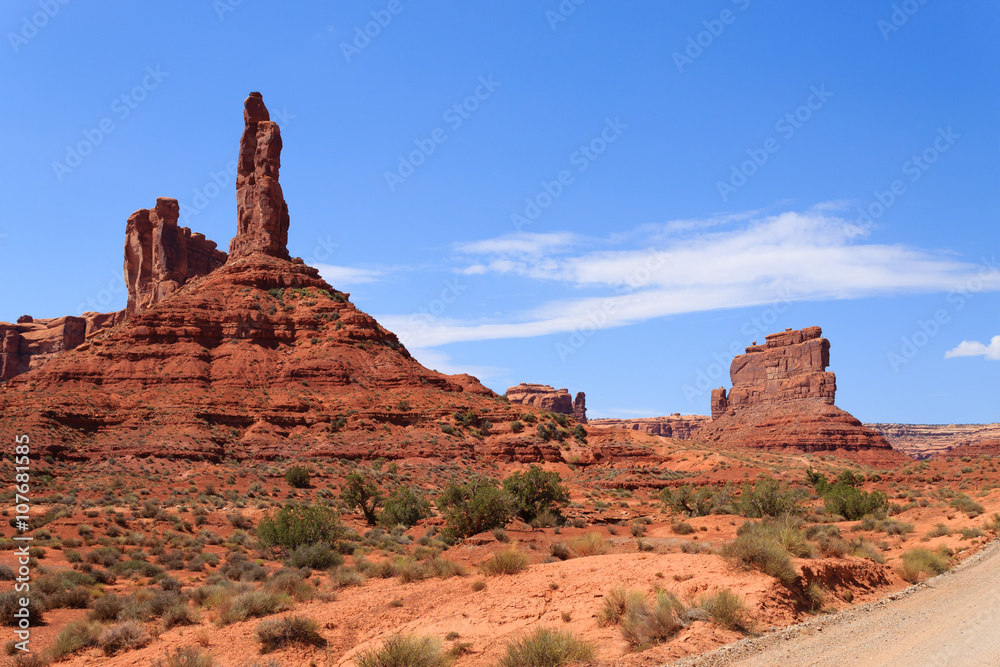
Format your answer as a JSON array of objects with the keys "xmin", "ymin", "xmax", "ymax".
[
  {"xmin": 589, "ymin": 414, "xmax": 710, "ymax": 439},
  {"xmin": 696, "ymin": 327, "xmax": 905, "ymax": 466},
  {"xmin": 866, "ymin": 423, "xmax": 1000, "ymax": 460}
]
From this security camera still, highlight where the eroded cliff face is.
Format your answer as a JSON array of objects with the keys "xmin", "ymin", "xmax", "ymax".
[
  {"xmin": 698, "ymin": 327, "xmax": 905, "ymax": 466},
  {"xmin": 589, "ymin": 414, "xmax": 710, "ymax": 439},
  {"xmin": 124, "ymin": 197, "xmax": 227, "ymax": 315},
  {"xmin": 867, "ymin": 423, "xmax": 1000, "ymax": 460},
  {"xmin": 506, "ymin": 383, "xmax": 587, "ymax": 423}
]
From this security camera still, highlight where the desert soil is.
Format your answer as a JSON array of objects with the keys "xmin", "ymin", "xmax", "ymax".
[{"xmin": 677, "ymin": 538, "xmax": 1000, "ymax": 667}]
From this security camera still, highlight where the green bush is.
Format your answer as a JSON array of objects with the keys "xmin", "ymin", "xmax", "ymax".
[
  {"xmin": 502, "ymin": 466, "xmax": 570, "ymax": 522},
  {"xmin": 379, "ymin": 486, "xmax": 432, "ymax": 528},
  {"xmin": 0, "ymin": 590, "xmax": 43, "ymax": 627},
  {"xmin": 355, "ymin": 634, "xmax": 450, "ymax": 667},
  {"xmin": 721, "ymin": 522, "xmax": 799, "ymax": 587},
  {"xmin": 286, "ymin": 543, "xmax": 344, "ymax": 570},
  {"xmin": 660, "ymin": 484, "xmax": 735, "ymax": 517},
  {"xmin": 284, "ymin": 466, "xmax": 311, "ymax": 489},
  {"xmin": 256, "ymin": 615, "xmax": 327, "ymax": 653},
  {"xmin": 90, "ymin": 594, "xmax": 124, "ymax": 621},
  {"xmin": 256, "ymin": 504, "xmax": 343, "ymax": 552},
  {"xmin": 808, "ymin": 470, "xmax": 887, "ymax": 520},
  {"xmin": 950, "ymin": 494, "xmax": 985, "ymax": 518},
  {"xmin": 510, "ymin": 421, "xmax": 525, "ymax": 434},
  {"xmin": 342, "ymin": 471, "xmax": 385, "ymax": 525},
  {"xmin": 736, "ymin": 477, "xmax": 804, "ymax": 518},
  {"xmin": 496, "ymin": 627, "xmax": 595, "ymax": 667},
  {"xmin": 899, "ymin": 547, "xmax": 950, "ymax": 583},
  {"xmin": 437, "ymin": 477, "xmax": 513, "ymax": 539}
]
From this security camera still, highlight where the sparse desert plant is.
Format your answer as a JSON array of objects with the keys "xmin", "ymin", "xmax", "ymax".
[
  {"xmin": 50, "ymin": 620, "xmax": 101, "ymax": 659},
  {"xmin": 355, "ymin": 634, "xmax": 451, "ymax": 667},
  {"xmin": 927, "ymin": 523, "xmax": 951, "ymax": 538},
  {"xmin": 287, "ymin": 543, "xmax": 344, "ymax": 570},
  {"xmin": 256, "ymin": 615, "xmax": 327, "ymax": 653},
  {"xmin": 331, "ymin": 566, "xmax": 366, "ymax": 588},
  {"xmin": 736, "ymin": 477, "xmax": 804, "ymax": 518},
  {"xmin": 284, "ymin": 466, "xmax": 312, "ymax": 488},
  {"xmin": 216, "ymin": 590, "xmax": 292, "ymax": 626},
  {"xmin": 152, "ymin": 647, "xmax": 215, "ymax": 667},
  {"xmin": 379, "ymin": 486, "xmax": 433, "ymax": 528},
  {"xmin": 479, "ymin": 547, "xmax": 529, "ymax": 576},
  {"xmin": 722, "ymin": 524, "xmax": 798, "ymax": 588},
  {"xmin": 98, "ymin": 621, "xmax": 150, "ymax": 656},
  {"xmin": 567, "ymin": 532, "xmax": 609, "ymax": 557},
  {"xmin": 596, "ymin": 586, "xmax": 646, "ymax": 627},
  {"xmin": 437, "ymin": 477, "xmax": 513, "ymax": 539},
  {"xmin": 90, "ymin": 594, "xmax": 124, "ymax": 621},
  {"xmin": 342, "ymin": 471, "xmax": 386, "ymax": 525},
  {"xmin": 950, "ymin": 494, "xmax": 985, "ymax": 518},
  {"xmin": 495, "ymin": 627, "xmax": 595, "ymax": 667},
  {"xmin": 549, "ymin": 542, "xmax": 571, "ymax": 560},
  {"xmin": 620, "ymin": 591, "xmax": 685, "ymax": 650},
  {"xmin": 848, "ymin": 538, "xmax": 886, "ymax": 564},
  {"xmin": 0, "ymin": 591, "xmax": 43, "ymax": 627},
  {"xmin": 805, "ymin": 581, "xmax": 825, "ymax": 612},
  {"xmin": 899, "ymin": 547, "xmax": 951, "ymax": 583},
  {"xmin": 671, "ymin": 521, "xmax": 695, "ymax": 535},
  {"xmin": 698, "ymin": 589, "xmax": 754, "ymax": 633}
]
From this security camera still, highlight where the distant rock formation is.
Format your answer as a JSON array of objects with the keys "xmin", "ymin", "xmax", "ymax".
[
  {"xmin": 589, "ymin": 414, "xmax": 710, "ymax": 439},
  {"xmin": 229, "ymin": 92, "xmax": 290, "ymax": 260},
  {"xmin": 125, "ymin": 197, "xmax": 228, "ymax": 315},
  {"xmin": 506, "ymin": 383, "xmax": 587, "ymax": 423},
  {"xmin": 698, "ymin": 326, "xmax": 905, "ymax": 466},
  {"xmin": 867, "ymin": 423, "xmax": 1000, "ymax": 460},
  {"xmin": 1, "ymin": 316, "xmax": 88, "ymax": 381}
]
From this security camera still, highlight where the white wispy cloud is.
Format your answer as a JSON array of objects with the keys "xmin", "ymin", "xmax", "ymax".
[
  {"xmin": 381, "ymin": 206, "xmax": 1000, "ymax": 348},
  {"xmin": 945, "ymin": 336, "xmax": 1000, "ymax": 361},
  {"xmin": 407, "ymin": 348, "xmax": 508, "ymax": 381},
  {"xmin": 314, "ymin": 264, "xmax": 384, "ymax": 286}
]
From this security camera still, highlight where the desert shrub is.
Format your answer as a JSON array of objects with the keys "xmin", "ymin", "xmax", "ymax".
[
  {"xmin": 99, "ymin": 621, "xmax": 150, "ymax": 656},
  {"xmin": 808, "ymin": 470, "xmax": 888, "ymax": 521},
  {"xmin": 220, "ymin": 552, "xmax": 268, "ymax": 582},
  {"xmin": 342, "ymin": 471, "xmax": 385, "ymax": 525},
  {"xmin": 736, "ymin": 477, "xmax": 804, "ymax": 518},
  {"xmin": 510, "ymin": 421, "xmax": 524, "ymax": 434},
  {"xmin": 228, "ymin": 513, "xmax": 253, "ymax": 530},
  {"xmin": 620, "ymin": 591, "xmax": 685, "ymax": 650},
  {"xmin": 567, "ymin": 532, "xmax": 609, "ymax": 557},
  {"xmin": 740, "ymin": 517, "xmax": 813, "ymax": 558},
  {"xmin": 265, "ymin": 571, "xmax": 314, "ymax": 602},
  {"xmin": 437, "ymin": 477, "xmax": 513, "ymax": 539},
  {"xmin": 90, "ymin": 594, "xmax": 124, "ymax": 621},
  {"xmin": 151, "ymin": 647, "xmax": 215, "ymax": 667},
  {"xmin": 848, "ymin": 538, "xmax": 886, "ymax": 564},
  {"xmin": 379, "ymin": 486, "xmax": 432, "ymax": 529},
  {"xmin": 85, "ymin": 546, "xmax": 122, "ymax": 567},
  {"xmin": 927, "ymin": 523, "xmax": 951, "ymax": 538},
  {"xmin": 479, "ymin": 548, "xmax": 529, "ymax": 576},
  {"xmin": 287, "ymin": 543, "xmax": 344, "ymax": 570},
  {"xmin": 50, "ymin": 620, "xmax": 101, "ymax": 659},
  {"xmin": 162, "ymin": 602, "xmax": 198, "ymax": 629},
  {"xmin": 878, "ymin": 518, "xmax": 915, "ymax": 536},
  {"xmin": 722, "ymin": 524, "xmax": 798, "ymax": 587},
  {"xmin": 899, "ymin": 547, "xmax": 950, "ymax": 583},
  {"xmin": 256, "ymin": 615, "xmax": 327, "ymax": 653},
  {"xmin": 596, "ymin": 586, "xmax": 646, "ymax": 626},
  {"xmin": 355, "ymin": 634, "xmax": 450, "ymax": 667},
  {"xmin": 671, "ymin": 521, "xmax": 695, "ymax": 535},
  {"xmin": 216, "ymin": 590, "xmax": 291, "ymax": 626},
  {"xmin": 805, "ymin": 581, "xmax": 825, "ymax": 612},
  {"xmin": 985, "ymin": 513, "xmax": 1000, "ymax": 532},
  {"xmin": 0, "ymin": 590, "xmax": 43, "ymax": 626},
  {"xmin": 660, "ymin": 484, "xmax": 734, "ymax": 518},
  {"xmin": 950, "ymin": 494, "xmax": 985, "ymax": 518},
  {"xmin": 502, "ymin": 466, "xmax": 570, "ymax": 523},
  {"xmin": 284, "ymin": 466, "xmax": 311, "ymax": 489},
  {"xmin": 496, "ymin": 627, "xmax": 595, "ymax": 667},
  {"xmin": 698, "ymin": 589, "xmax": 753, "ymax": 633},
  {"xmin": 549, "ymin": 542, "xmax": 571, "ymax": 560},
  {"xmin": 330, "ymin": 566, "xmax": 365, "ymax": 588},
  {"xmin": 256, "ymin": 504, "xmax": 343, "ymax": 552},
  {"xmin": 958, "ymin": 527, "xmax": 983, "ymax": 540}
]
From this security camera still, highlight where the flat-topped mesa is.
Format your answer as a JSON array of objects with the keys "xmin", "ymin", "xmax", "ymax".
[
  {"xmin": 710, "ymin": 325, "xmax": 836, "ymax": 419},
  {"xmin": 228, "ymin": 92, "xmax": 290, "ymax": 260},
  {"xmin": 125, "ymin": 197, "xmax": 227, "ymax": 315},
  {"xmin": 506, "ymin": 383, "xmax": 586, "ymax": 422}
]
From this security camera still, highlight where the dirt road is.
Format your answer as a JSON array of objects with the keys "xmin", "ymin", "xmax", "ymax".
[{"xmin": 674, "ymin": 540, "xmax": 1000, "ymax": 667}]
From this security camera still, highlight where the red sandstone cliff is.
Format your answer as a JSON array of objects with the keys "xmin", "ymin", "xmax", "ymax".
[
  {"xmin": 506, "ymin": 383, "xmax": 587, "ymax": 423},
  {"xmin": 697, "ymin": 327, "xmax": 905, "ymax": 466},
  {"xmin": 589, "ymin": 414, "xmax": 710, "ymax": 439},
  {"xmin": 867, "ymin": 423, "xmax": 1000, "ymax": 460}
]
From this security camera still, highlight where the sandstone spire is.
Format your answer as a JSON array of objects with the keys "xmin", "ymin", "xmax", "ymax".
[{"xmin": 229, "ymin": 92, "xmax": 290, "ymax": 260}]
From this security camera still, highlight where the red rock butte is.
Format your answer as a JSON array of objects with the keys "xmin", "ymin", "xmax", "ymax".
[
  {"xmin": 696, "ymin": 326, "xmax": 907, "ymax": 466},
  {"xmin": 506, "ymin": 383, "xmax": 587, "ymax": 423}
]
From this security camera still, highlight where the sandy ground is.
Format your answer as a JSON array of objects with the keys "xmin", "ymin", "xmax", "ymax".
[{"xmin": 675, "ymin": 539, "xmax": 1000, "ymax": 667}]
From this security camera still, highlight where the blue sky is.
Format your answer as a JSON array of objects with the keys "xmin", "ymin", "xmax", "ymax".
[{"xmin": 1, "ymin": 1, "xmax": 997, "ymax": 424}]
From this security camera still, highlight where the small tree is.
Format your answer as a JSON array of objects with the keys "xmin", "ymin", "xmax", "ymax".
[
  {"xmin": 284, "ymin": 466, "xmax": 311, "ymax": 489},
  {"xmin": 437, "ymin": 477, "xmax": 513, "ymax": 539},
  {"xmin": 379, "ymin": 486, "xmax": 433, "ymax": 528},
  {"xmin": 256, "ymin": 504, "xmax": 343, "ymax": 552},
  {"xmin": 341, "ymin": 471, "xmax": 384, "ymax": 525},
  {"xmin": 502, "ymin": 466, "xmax": 569, "ymax": 522}
]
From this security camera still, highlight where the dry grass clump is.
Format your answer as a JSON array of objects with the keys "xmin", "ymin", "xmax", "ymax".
[
  {"xmin": 479, "ymin": 547, "xmax": 529, "ymax": 576},
  {"xmin": 596, "ymin": 586, "xmax": 645, "ymax": 627},
  {"xmin": 152, "ymin": 647, "xmax": 215, "ymax": 667},
  {"xmin": 256, "ymin": 615, "xmax": 327, "ymax": 653},
  {"xmin": 697, "ymin": 589, "xmax": 755, "ymax": 633},
  {"xmin": 50, "ymin": 620, "xmax": 101, "ymax": 659},
  {"xmin": 721, "ymin": 521, "xmax": 799, "ymax": 587},
  {"xmin": 567, "ymin": 532, "xmax": 609, "ymax": 557},
  {"xmin": 495, "ymin": 627, "xmax": 595, "ymax": 667},
  {"xmin": 620, "ymin": 591, "xmax": 686, "ymax": 650},
  {"xmin": 899, "ymin": 547, "xmax": 950, "ymax": 583},
  {"xmin": 354, "ymin": 634, "xmax": 451, "ymax": 667},
  {"xmin": 98, "ymin": 621, "xmax": 150, "ymax": 656},
  {"xmin": 215, "ymin": 589, "xmax": 292, "ymax": 626}
]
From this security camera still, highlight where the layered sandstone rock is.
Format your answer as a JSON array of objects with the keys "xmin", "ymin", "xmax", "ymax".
[
  {"xmin": 125, "ymin": 197, "xmax": 228, "ymax": 315},
  {"xmin": 697, "ymin": 327, "xmax": 905, "ymax": 466},
  {"xmin": 867, "ymin": 423, "xmax": 1000, "ymax": 460},
  {"xmin": 589, "ymin": 414, "xmax": 710, "ymax": 439},
  {"xmin": 506, "ymin": 383, "xmax": 587, "ymax": 422},
  {"xmin": 229, "ymin": 92, "xmax": 290, "ymax": 260}
]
